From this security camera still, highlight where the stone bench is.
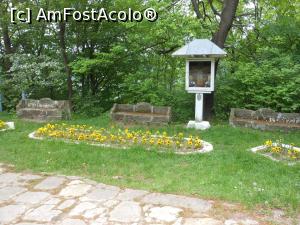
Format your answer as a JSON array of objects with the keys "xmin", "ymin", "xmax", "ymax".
[
  {"xmin": 110, "ymin": 102, "xmax": 171, "ymax": 124},
  {"xmin": 229, "ymin": 108, "xmax": 300, "ymax": 131},
  {"xmin": 16, "ymin": 98, "xmax": 71, "ymax": 122}
]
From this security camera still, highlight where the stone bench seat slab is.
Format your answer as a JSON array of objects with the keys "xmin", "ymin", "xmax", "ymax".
[
  {"xmin": 111, "ymin": 102, "xmax": 171, "ymax": 124},
  {"xmin": 114, "ymin": 112, "xmax": 167, "ymax": 117},
  {"xmin": 16, "ymin": 98, "xmax": 71, "ymax": 122},
  {"xmin": 230, "ymin": 108, "xmax": 300, "ymax": 131}
]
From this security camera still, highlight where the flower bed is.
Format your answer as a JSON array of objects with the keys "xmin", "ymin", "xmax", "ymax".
[
  {"xmin": 0, "ymin": 120, "xmax": 14, "ymax": 131},
  {"xmin": 29, "ymin": 123, "xmax": 213, "ymax": 154},
  {"xmin": 251, "ymin": 139, "xmax": 300, "ymax": 164}
]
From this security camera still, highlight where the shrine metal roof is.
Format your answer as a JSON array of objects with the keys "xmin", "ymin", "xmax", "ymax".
[{"xmin": 172, "ymin": 39, "xmax": 227, "ymax": 58}]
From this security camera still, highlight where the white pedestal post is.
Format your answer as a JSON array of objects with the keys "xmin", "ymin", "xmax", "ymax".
[
  {"xmin": 195, "ymin": 93, "xmax": 203, "ymax": 122},
  {"xmin": 187, "ymin": 93, "xmax": 211, "ymax": 130}
]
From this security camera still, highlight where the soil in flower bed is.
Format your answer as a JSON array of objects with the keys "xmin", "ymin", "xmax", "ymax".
[{"xmin": 33, "ymin": 123, "xmax": 209, "ymax": 153}]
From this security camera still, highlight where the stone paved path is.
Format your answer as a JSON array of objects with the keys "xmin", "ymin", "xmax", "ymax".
[{"xmin": 0, "ymin": 163, "xmax": 297, "ymax": 225}]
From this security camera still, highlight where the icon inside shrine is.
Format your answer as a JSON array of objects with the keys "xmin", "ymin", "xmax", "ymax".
[{"xmin": 186, "ymin": 60, "xmax": 215, "ymax": 93}]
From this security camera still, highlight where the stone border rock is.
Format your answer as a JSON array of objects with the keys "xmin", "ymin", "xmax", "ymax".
[
  {"xmin": 0, "ymin": 122, "xmax": 15, "ymax": 132},
  {"xmin": 250, "ymin": 144, "xmax": 300, "ymax": 166},
  {"xmin": 28, "ymin": 132, "xmax": 213, "ymax": 155}
]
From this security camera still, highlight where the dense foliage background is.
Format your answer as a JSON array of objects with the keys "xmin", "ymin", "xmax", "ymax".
[{"xmin": 0, "ymin": 0, "xmax": 299, "ymax": 121}]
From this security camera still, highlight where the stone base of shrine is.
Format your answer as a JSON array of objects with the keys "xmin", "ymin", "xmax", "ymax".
[{"xmin": 187, "ymin": 121, "xmax": 211, "ymax": 130}]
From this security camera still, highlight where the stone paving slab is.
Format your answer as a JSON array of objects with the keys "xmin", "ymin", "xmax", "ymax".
[
  {"xmin": 141, "ymin": 193, "xmax": 212, "ymax": 213},
  {"xmin": 0, "ymin": 204, "xmax": 27, "ymax": 224},
  {"xmin": 0, "ymin": 186, "xmax": 27, "ymax": 201},
  {"xmin": 23, "ymin": 204, "xmax": 62, "ymax": 222},
  {"xmin": 0, "ymin": 163, "xmax": 297, "ymax": 225},
  {"xmin": 15, "ymin": 192, "xmax": 50, "ymax": 204},
  {"xmin": 34, "ymin": 176, "xmax": 65, "ymax": 190},
  {"xmin": 0, "ymin": 172, "xmax": 21, "ymax": 184},
  {"xmin": 109, "ymin": 201, "xmax": 141, "ymax": 223},
  {"xmin": 59, "ymin": 183, "xmax": 92, "ymax": 197}
]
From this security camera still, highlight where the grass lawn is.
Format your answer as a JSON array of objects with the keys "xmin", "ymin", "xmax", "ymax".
[{"xmin": 0, "ymin": 112, "xmax": 299, "ymax": 214}]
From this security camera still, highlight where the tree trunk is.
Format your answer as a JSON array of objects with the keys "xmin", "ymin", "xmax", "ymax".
[
  {"xmin": 202, "ymin": 0, "xmax": 239, "ymax": 120},
  {"xmin": 1, "ymin": 22, "xmax": 14, "ymax": 72},
  {"xmin": 212, "ymin": 0, "xmax": 239, "ymax": 48},
  {"xmin": 2, "ymin": 24, "xmax": 13, "ymax": 54},
  {"xmin": 58, "ymin": 22, "xmax": 73, "ymax": 103}
]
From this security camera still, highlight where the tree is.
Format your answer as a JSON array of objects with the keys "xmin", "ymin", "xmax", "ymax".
[
  {"xmin": 58, "ymin": 22, "xmax": 73, "ymax": 103},
  {"xmin": 191, "ymin": 0, "xmax": 239, "ymax": 120},
  {"xmin": 0, "ymin": 0, "xmax": 296, "ymax": 121},
  {"xmin": 0, "ymin": 1, "xmax": 15, "ymax": 71},
  {"xmin": 214, "ymin": 8, "xmax": 300, "ymax": 118}
]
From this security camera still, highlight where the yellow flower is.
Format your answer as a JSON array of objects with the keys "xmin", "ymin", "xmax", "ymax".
[
  {"xmin": 194, "ymin": 138, "xmax": 202, "ymax": 148},
  {"xmin": 0, "ymin": 120, "xmax": 6, "ymax": 129},
  {"xmin": 68, "ymin": 128, "xmax": 75, "ymax": 134},
  {"xmin": 126, "ymin": 133, "xmax": 134, "ymax": 140},
  {"xmin": 78, "ymin": 134, "xmax": 85, "ymax": 141},
  {"xmin": 187, "ymin": 139, "xmax": 193, "ymax": 146},
  {"xmin": 36, "ymin": 127, "xmax": 47, "ymax": 136},
  {"xmin": 157, "ymin": 139, "xmax": 163, "ymax": 145},
  {"xmin": 164, "ymin": 138, "xmax": 172, "ymax": 146},
  {"xmin": 271, "ymin": 146, "xmax": 281, "ymax": 153},
  {"xmin": 265, "ymin": 140, "xmax": 273, "ymax": 147},
  {"xmin": 101, "ymin": 136, "xmax": 108, "ymax": 142},
  {"xmin": 149, "ymin": 138, "xmax": 155, "ymax": 145},
  {"xmin": 46, "ymin": 124, "xmax": 55, "ymax": 130},
  {"xmin": 142, "ymin": 138, "xmax": 148, "ymax": 144}
]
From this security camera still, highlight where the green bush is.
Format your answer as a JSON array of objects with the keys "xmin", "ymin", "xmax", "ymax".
[{"xmin": 215, "ymin": 16, "xmax": 300, "ymax": 119}]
